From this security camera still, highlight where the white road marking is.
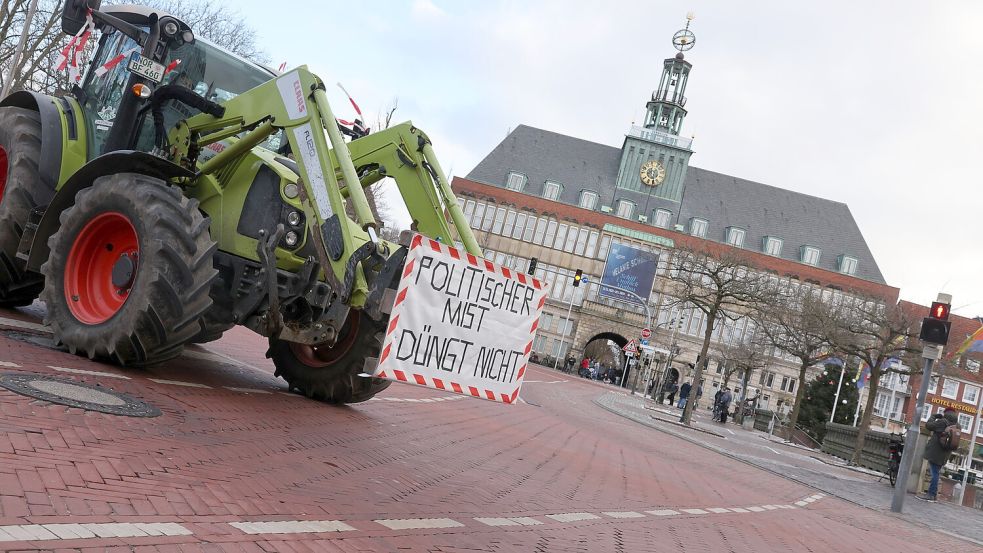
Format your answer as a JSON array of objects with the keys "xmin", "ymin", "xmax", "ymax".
[
  {"xmin": 729, "ymin": 507, "xmax": 750, "ymax": 513},
  {"xmin": 49, "ymin": 366, "xmax": 130, "ymax": 379},
  {"xmin": 229, "ymin": 520, "xmax": 355, "ymax": 534},
  {"xmin": 546, "ymin": 512, "xmax": 601, "ymax": 522},
  {"xmin": 766, "ymin": 446, "xmax": 782, "ymax": 455},
  {"xmin": 745, "ymin": 506, "xmax": 766, "ymax": 512},
  {"xmin": 602, "ymin": 511, "xmax": 646, "ymax": 518},
  {"xmin": 524, "ymin": 380, "xmax": 568, "ymax": 384},
  {"xmin": 0, "ymin": 315, "xmax": 50, "ymax": 333},
  {"xmin": 707, "ymin": 508, "xmax": 731, "ymax": 514},
  {"xmin": 724, "ymin": 428, "xmax": 735, "ymax": 435},
  {"xmin": 763, "ymin": 505, "xmax": 780, "ymax": 510},
  {"xmin": 224, "ymin": 386, "xmax": 272, "ymax": 394},
  {"xmin": 646, "ymin": 509, "xmax": 679, "ymax": 516},
  {"xmin": 148, "ymin": 378, "xmax": 211, "ymax": 388},
  {"xmin": 680, "ymin": 508, "xmax": 708, "ymax": 515},
  {"xmin": 474, "ymin": 517, "xmax": 544, "ymax": 527},
  {"xmin": 374, "ymin": 518, "xmax": 464, "ymax": 530},
  {"xmin": 0, "ymin": 522, "xmax": 190, "ymax": 542},
  {"xmin": 795, "ymin": 501, "xmax": 809, "ymax": 507},
  {"xmin": 0, "ymin": 361, "xmax": 21, "ymax": 367},
  {"xmin": 508, "ymin": 517, "xmax": 544, "ymax": 525}
]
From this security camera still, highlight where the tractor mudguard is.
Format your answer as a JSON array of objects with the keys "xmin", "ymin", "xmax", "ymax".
[
  {"xmin": 0, "ymin": 91, "xmax": 64, "ymax": 193},
  {"xmin": 25, "ymin": 151, "xmax": 194, "ymax": 272}
]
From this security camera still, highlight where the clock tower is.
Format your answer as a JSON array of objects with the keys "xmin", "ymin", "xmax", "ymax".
[{"xmin": 615, "ymin": 15, "xmax": 696, "ymax": 204}]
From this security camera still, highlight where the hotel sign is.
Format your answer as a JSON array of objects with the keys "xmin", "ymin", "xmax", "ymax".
[{"xmin": 929, "ymin": 396, "xmax": 978, "ymax": 415}]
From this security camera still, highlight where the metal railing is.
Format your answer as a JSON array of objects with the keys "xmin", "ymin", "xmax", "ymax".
[{"xmin": 628, "ymin": 125, "xmax": 693, "ymax": 150}]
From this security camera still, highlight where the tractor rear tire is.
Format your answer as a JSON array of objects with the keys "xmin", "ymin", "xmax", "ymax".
[
  {"xmin": 40, "ymin": 174, "xmax": 217, "ymax": 366},
  {"xmin": 268, "ymin": 310, "xmax": 391, "ymax": 403},
  {"xmin": 0, "ymin": 107, "xmax": 55, "ymax": 306}
]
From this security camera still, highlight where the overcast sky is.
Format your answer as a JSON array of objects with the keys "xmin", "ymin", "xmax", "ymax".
[{"xmin": 233, "ymin": 0, "xmax": 982, "ymax": 318}]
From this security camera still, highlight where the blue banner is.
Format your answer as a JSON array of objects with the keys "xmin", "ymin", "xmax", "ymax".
[{"xmin": 599, "ymin": 243, "xmax": 659, "ymax": 305}]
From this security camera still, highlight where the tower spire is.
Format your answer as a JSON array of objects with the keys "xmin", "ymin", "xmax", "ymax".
[{"xmin": 643, "ymin": 14, "xmax": 696, "ymax": 136}]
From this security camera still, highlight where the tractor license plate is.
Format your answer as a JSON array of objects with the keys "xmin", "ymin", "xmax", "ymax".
[{"xmin": 127, "ymin": 54, "xmax": 165, "ymax": 83}]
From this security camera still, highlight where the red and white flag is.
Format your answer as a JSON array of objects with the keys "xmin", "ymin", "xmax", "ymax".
[
  {"xmin": 54, "ymin": 10, "xmax": 96, "ymax": 83},
  {"xmin": 94, "ymin": 47, "xmax": 140, "ymax": 78}
]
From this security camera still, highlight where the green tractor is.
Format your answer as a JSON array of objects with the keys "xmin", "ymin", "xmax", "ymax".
[{"xmin": 0, "ymin": 1, "xmax": 482, "ymax": 403}]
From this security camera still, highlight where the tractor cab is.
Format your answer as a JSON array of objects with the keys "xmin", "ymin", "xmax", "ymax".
[{"xmin": 68, "ymin": 3, "xmax": 275, "ymax": 159}]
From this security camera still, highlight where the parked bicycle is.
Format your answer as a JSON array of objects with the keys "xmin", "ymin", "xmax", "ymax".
[{"xmin": 885, "ymin": 433, "xmax": 905, "ymax": 487}]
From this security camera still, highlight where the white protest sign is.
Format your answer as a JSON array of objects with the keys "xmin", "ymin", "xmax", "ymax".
[{"xmin": 372, "ymin": 234, "xmax": 547, "ymax": 404}]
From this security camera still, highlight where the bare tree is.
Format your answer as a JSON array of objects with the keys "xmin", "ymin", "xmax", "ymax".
[
  {"xmin": 135, "ymin": 0, "xmax": 267, "ymax": 62},
  {"xmin": 824, "ymin": 296, "xmax": 919, "ymax": 464},
  {"xmin": 0, "ymin": 1, "xmax": 66, "ymax": 95},
  {"xmin": 666, "ymin": 246, "xmax": 774, "ymax": 425},
  {"xmin": 712, "ymin": 328, "xmax": 768, "ymax": 394},
  {"xmin": 755, "ymin": 283, "xmax": 835, "ymax": 431}
]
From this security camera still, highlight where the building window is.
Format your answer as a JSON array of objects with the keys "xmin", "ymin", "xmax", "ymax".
[
  {"xmin": 543, "ymin": 181, "xmax": 562, "ymax": 200},
  {"xmin": 801, "ymin": 245, "xmax": 821, "ymax": 266},
  {"xmin": 492, "ymin": 207, "xmax": 506, "ymax": 235},
  {"xmin": 506, "ymin": 172, "xmax": 526, "ymax": 191},
  {"xmin": 553, "ymin": 224, "xmax": 569, "ymax": 250},
  {"xmin": 523, "ymin": 216, "xmax": 537, "ymax": 242},
  {"xmin": 579, "ymin": 190, "xmax": 599, "ymax": 210},
  {"xmin": 544, "ymin": 220, "xmax": 558, "ymax": 246},
  {"xmin": 958, "ymin": 413, "xmax": 973, "ymax": 433},
  {"xmin": 653, "ymin": 209, "xmax": 672, "ymax": 228},
  {"xmin": 616, "ymin": 199, "xmax": 635, "ymax": 219},
  {"xmin": 689, "ymin": 218, "xmax": 708, "ymax": 238},
  {"xmin": 964, "ymin": 385, "xmax": 980, "ymax": 405},
  {"xmin": 838, "ymin": 255, "xmax": 858, "ymax": 275},
  {"xmin": 763, "ymin": 236, "xmax": 783, "ymax": 256},
  {"xmin": 941, "ymin": 379, "xmax": 959, "ymax": 399},
  {"xmin": 726, "ymin": 227, "xmax": 746, "ymax": 248},
  {"xmin": 978, "ymin": 419, "xmax": 983, "ymax": 437},
  {"xmin": 533, "ymin": 218, "xmax": 547, "ymax": 244},
  {"xmin": 597, "ymin": 235, "xmax": 612, "ymax": 260},
  {"xmin": 922, "ymin": 406, "xmax": 932, "ymax": 422}
]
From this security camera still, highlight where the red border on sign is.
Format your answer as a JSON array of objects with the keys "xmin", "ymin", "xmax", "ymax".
[{"xmin": 372, "ymin": 233, "xmax": 545, "ymax": 404}]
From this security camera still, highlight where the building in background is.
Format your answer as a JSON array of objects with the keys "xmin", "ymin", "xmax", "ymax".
[{"xmin": 450, "ymin": 18, "xmax": 899, "ymax": 412}]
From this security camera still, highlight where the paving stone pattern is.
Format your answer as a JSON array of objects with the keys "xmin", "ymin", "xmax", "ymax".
[{"xmin": 0, "ymin": 316, "xmax": 977, "ymax": 551}]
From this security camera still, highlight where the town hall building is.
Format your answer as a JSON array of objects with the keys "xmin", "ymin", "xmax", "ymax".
[{"xmin": 450, "ymin": 19, "xmax": 899, "ymax": 413}]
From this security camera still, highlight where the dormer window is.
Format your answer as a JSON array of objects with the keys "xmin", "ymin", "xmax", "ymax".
[
  {"xmin": 506, "ymin": 171, "xmax": 526, "ymax": 191},
  {"xmin": 838, "ymin": 255, "xmax": 858, "ymax": 275},
  {"xmin": 763, "ymin": 236, "xmax": 783, "ymax": 256},
  {"xmin": 801, "ymin": 245, "xmax": 821, "ymax": 266},
  {"xmin": 653, "ymin": 209, "xmax": 672, "ymax": 228},
  {"xmin": 616, "ymin": 199, "xmax": 635, "ymax": 219},
  {"xmin": 579, "ymin": 190, "xmax": 598, "ymax": 210},
  {"xmin": 543, "ymin": 181, "xmax": 562, "ymax": 201},
  {"xmin": 689, "ymin": 218, "xmax": 708, "ymax": 238},
  {"xmin": 725, "ymin": 227, "xmax": 746, "ymax": 248}
]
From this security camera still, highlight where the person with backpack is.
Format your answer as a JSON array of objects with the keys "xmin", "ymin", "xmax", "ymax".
[{"xmin": 916, "ymin": 407, "xmax": 960, "ymax": 502}]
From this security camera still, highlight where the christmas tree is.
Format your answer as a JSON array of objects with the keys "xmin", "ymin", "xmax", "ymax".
[{"xmin": 798, "ymin": 362, "xmax": 860, "ymax": 442}]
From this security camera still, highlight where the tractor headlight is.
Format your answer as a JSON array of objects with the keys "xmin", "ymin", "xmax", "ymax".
[
  {"xmin": 286, "ymin": 211, "xmax": 302, "ymax": 227},
  {"xmin": 283, "ymin": 183, "xmax": 299, "ymax": 199},
  {"xmin": 163, "ymin": 21, "xmax": 179, "ymax": 36},
  {"xmin": 284, "ymin": 231, "xmax": 299, "ymax": 247}
]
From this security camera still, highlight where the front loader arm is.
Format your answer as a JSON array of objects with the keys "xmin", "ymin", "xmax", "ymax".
[{"xmin": 170, "ymin": 66, "xmax": 481, "ymax": 308}]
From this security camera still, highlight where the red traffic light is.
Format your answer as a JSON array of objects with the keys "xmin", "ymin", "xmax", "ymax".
[{"xmin": 930, "ymin": 301, "xmax": 950, "ymax": 321}]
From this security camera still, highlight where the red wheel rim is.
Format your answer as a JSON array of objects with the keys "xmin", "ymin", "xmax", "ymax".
[
  {"xmin": 0, "ymin": 146, "xmax": 8, "ymax": 203},
  {"xmin": 64, "ymin": 212, "xmax": 139, "ymax": 324},
  {"xmin": 289, "ymin": 311, "xmax": 361, "ymax": 368}
]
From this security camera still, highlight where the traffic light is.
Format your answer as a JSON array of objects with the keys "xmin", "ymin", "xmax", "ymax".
[
  {"xmin": 527, "ymin": 257, "xmax": 538, "ymax": 275},
  {"xmin": 573, "ymin": 269, "xmax": 583, "ymax": 287},
  {"xmin": 919, "ymin": 300, "xmax": 952, "ymax": 346}
]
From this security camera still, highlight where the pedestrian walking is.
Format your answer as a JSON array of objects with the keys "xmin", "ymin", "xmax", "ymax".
[
  {"xmin": 718, "ymin": 388, "xmax": 733, "ymax": 424},
  {"xmin": 712, "ymin": 389, "xmax": 724, "ymax": 421},
  {"xmin": 677, "ymin": 381, "xmax": 692, "ymax": 409},
  {"xmin": 916, "ymin": 407, "xmax": 960, "ymax": 502},
  {"xmin": 665, "ymin": 381, "xmax": 678, "ymax": 406}
]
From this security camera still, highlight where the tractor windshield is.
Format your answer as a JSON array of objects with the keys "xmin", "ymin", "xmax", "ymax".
[
  {"xmin": 134, "ymin": 37, "xmax": 277, "ymax": 153},
  {"xmin": 80, "ymin": 28, "xmax": 276, "ymax": 157}
]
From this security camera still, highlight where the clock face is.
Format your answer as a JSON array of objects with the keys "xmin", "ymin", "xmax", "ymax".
[{"xmin": 640, "ymin": 160, "xmax": 666, "ymax": 186}]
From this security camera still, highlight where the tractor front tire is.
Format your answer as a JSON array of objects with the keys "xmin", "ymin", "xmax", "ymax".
[
  {"xmin": 0, "ymin": 107, "xmax": 55, "ymax": 306},
  {"xmin": 40, "ymin": 174, "xmax": 217, "ymax": 365},
  {"xmin": 269, "ymin": 310, "xmax": 391, "ymax": 403}
]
